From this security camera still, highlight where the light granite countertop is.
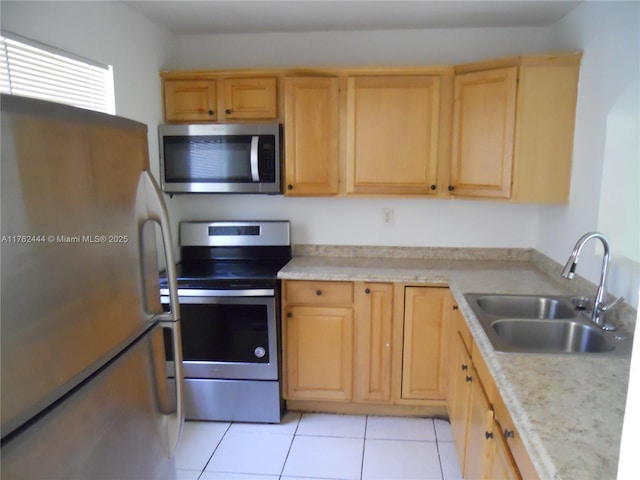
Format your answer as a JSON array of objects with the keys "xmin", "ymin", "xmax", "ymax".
[{"xmin": 277, "ymin": 247, "xmax": 635, "ymax": 480}]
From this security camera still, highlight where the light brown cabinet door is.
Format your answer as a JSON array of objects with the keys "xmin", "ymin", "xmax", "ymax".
[
  {"xmin": 284, "ymin": 76, "xmax": 339, "ymax": 195},
  {"xmin": 163, "ymin": 79, "xmax": 217, "ymax": 122},
  {"xmin": 451, "ymin": 67, "xmax": 517, "ymax": 199},
  {"xmin": 353, "ymin": 282, "xmax": 394, "ymax": 403},
  {"xmin": 487, "ymin": 423, "xmax": 523, "ymax": 480},
  {"xmin": 346, "ymin": 75, "xmax": 441, "ymax": 195},
  {"xmin": 463, "ymin": 367, "xmax": 494, "ymax": 480},
  {"xmin": 285, "ymin": 305, "xmax": 353, "ymax": 402},
  {"xmin": 401, "ymin": 287, "xmax": 450, "ymax": 400},
  {"xmin": 222, "ymin": 77, "xmax": 277, "ymax": 119},
  {"xmin": 447, "ymin": 333, "xmax": 473, "ymax": 464}
]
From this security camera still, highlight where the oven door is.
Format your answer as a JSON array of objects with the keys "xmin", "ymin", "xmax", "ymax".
[{"xmin": 161, "ymin": 292, "xmax": 278, "ymax": 381}]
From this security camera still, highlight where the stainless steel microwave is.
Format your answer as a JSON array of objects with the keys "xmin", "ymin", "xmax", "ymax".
[{"xmin": 159, "ymin": 123, "xmax": 282, "ymax": 194}]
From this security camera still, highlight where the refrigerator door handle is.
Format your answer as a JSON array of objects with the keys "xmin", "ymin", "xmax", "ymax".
[
  {"xmin": 158, "ymin": 318, "xmax": 184, "ymax": 457},
  {"xmin": 136, "ymin": 171, "xmax": 180, "ymax": 324},
  {"xmin": 135, "ymin": 170, "xmax": 184, "ymax": 456}
]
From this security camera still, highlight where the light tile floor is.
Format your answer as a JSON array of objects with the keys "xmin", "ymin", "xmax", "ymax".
[{"xmin": 175, "ymin": 412, "xmax": 463, "ymax": 480}]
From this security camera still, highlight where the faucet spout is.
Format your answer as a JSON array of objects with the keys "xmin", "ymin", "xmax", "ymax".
[{"xmin": 561, "ymin": 232, "xmax": 621, "ymax": 329}]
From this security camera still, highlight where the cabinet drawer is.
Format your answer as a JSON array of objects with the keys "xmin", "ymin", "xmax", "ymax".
[{"xmin": 286, "ymin": 281, "xmax": 353, "ymax": 305}]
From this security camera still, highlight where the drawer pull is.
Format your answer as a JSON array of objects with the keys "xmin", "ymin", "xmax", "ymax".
[
  {"xmin": 316, "ymin": 290, "xmax": 322, "ymax": 296},
  {"xmin": 504, "ymin": 429, "xmax": 515, "ymax": 439},
  {"xmin": 365, "ymin": 288, "xmax": 371, "ymax": 294},
  {"xmin": 453, "ymin": 305, "xmax": 459, "ymax": 310},
  {"xmin": 465, "ymin": 375, "xmax": 472, "ymax": 382},
  {"xmin": 485, "ymin": 431, "xmax": 493, "ymax": 440},
  {"xmin": 461, "ymin": 364, "xmax": 468, "ymax": 371}
]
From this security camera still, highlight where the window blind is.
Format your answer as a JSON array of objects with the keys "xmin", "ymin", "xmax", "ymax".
[{"xmin": 0, "ymin": 32, "xmax": 115, "ymax": 114}]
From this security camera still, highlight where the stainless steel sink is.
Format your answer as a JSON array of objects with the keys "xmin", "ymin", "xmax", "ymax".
[
  {"xmin": 463, "ymin": 293, "xmax": 633, "ymax": 356},
  {"xmin": 474, "ymin": 294, "xmax": 576, "ymax": 319},
  {"xmin": 491, "ymin": 319, "xmax": 614, "ymax": 353}
]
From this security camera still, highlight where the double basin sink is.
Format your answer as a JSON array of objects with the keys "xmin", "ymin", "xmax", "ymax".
[{"xmin": 464, "ymin": 293, "xmax": 633, "ymax": 356}]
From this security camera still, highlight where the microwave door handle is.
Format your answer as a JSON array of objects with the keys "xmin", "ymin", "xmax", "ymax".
[{"xmin": 250, "ymin": 136, "xmax": 260, "ymax": 182}]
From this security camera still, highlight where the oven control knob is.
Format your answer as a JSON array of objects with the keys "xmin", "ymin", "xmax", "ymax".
[{"xmin": 254, "ymin": 347, "xmax": 266, "ymax": 358}]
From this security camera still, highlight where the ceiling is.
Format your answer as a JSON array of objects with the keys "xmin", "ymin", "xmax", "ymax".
[{"xmin": 122, "ymin": 0, "xmax": 582, "ymax": 35}]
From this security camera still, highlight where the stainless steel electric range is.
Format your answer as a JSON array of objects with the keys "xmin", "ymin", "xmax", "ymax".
[{"xmin": 160, "ymin": 221, "xmax": 291, "ymax": 423}]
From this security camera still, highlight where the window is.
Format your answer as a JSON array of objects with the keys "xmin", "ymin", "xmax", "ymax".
[{"xmin": 0, "ymin": 32, "xmax": 115, "ymax": 114}]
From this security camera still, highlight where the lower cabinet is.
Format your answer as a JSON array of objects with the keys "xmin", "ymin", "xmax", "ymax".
[
  {"xmin": 401, "ymin": 286, "xmax": 451, "ymax": 400},
  {"xmin": 448, "ymin": 332, "xmax": 473, "ymax": 464},
  {"xmin": 447, "ymin": 295, "xmax": 531, "ymax": 480},
  {"xmin": 487, "ymin": 421, "xmax": 522, "ymax": 480},
  {"xmin": 449, "ymin": 332, "xmax": 496, "ymax": 480},
  {"xmin": 462, "ymin": 363, "xmax": 494, "ymax": 480},
  {"xmin": 282, "ymin": 280, "xmax": 537, "ymax": 478},
  {"xmin": 282, "ymin": 280, "xmax": 450, "ymax": 411},
  {"xmin": 284, "ymin": 281, "xmax": 354, "ymax": 401},
  {"xmin": 353, "ymin": 282, "xmax": 394, "ymax": 403},
  {"xmin": 285, "ymin": 305, "xmax": 354, "ymax": 401}
]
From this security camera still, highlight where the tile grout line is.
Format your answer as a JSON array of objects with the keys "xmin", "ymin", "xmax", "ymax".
[
  {"xmin": 278, "ymin": 412, "xmax": 303, "ymax": 479},
  {"xmin": 197, "ymin": 422, "xmax": 233, "ymax": 479},
  {"xmin": 431, "ymin": 418, "xmax": 447, "ymax": 480},
  {"xmin": 360, "ymin": 415, "xmax": 369, "ymax": 480}
]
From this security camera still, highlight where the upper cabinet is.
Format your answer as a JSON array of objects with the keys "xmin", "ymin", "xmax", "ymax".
[
  {"xmin": 284, "ymin": 76, "xmax": 340, "ymax": 196},
  {"xmin": 345, "ymin": 75, "xmax": 444, "ymax": 195},
  {"xmin": 163, "ymin": 79, "xmax": 218, "ymax": 122},
  {"xmin": 450, "ymin": 53, "xmax": 582, "ymax": 203},
  {"xmin": 223, "ymin": 77, "xmax": 277, "ymax": 120},
  {"xmin": 160, "ymin": 53, "xmax": 580, "ymax": 202},
  {"xmin": 451, "ymin": 67, "xmax": 517, "ymax": 199},
  {"xmin": 161, "ymin": 72, "xmax": 278, "ymax": 122}
]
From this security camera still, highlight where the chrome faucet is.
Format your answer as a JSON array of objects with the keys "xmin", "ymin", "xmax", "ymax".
[{"xmin": 561, "ymin": 232, "xmax": 623, "ymax": 330}]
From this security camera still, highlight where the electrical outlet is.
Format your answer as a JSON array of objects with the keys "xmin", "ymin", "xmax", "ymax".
[{"xmin": 382, "ymin": 208, "xmax": 394, "ymax": 225}]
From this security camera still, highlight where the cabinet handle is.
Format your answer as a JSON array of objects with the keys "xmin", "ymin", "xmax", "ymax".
[
  {"xmin": 207, "ymin": 110, "xmax": 214, "ymax": 116},
  {"xmin": 485, "ymin": 431, "xmax": 494, "ymax": 440},
  {"xmin": 461, "ymin": 364, "xmax": 468, "ymax": 371},
  {"xmin": 365, "ymin": 288, "xmax": 371, "ymax": 294},
  {"xmin": 465, "ymin": 375, "xmax": 472, "ymax": 382},
  {"xmin": 226, "ymin": 109, "xmax": 232, "ymax": 114},
  {"xmin": 453, "ymin": 305, "xmax": 459, "ymax": 310},
  {"xmin": 504, "ymin": 429, "xmax": 515, "ymax": 439},
  {"xmin": 287, "ymin": 184, "xmax": 293, "ymax": 190},
  {"xmin": 287, "ymin": 312, "xmax": 292, "ymax": 318},
  {"xmin": 316, "ymin": 290, "xmax": 322, "ymax": 296},
  {"xmin": 448, "ymin": 185, "xmax": 455, "ymax": 192},
  {"xmin": 430, "ymin": 184, "xmax": 436, "ymax": 191}
]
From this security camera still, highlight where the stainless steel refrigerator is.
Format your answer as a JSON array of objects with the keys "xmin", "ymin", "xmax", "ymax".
[{"xmin": 0, "ymin": 94, "xmax": 183, "ymax": 479}]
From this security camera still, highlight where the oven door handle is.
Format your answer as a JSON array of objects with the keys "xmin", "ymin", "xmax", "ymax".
[
  {"xmin": 135, "ymin": 170, "xmax": 183, "ymax": 457},
  {"xmin": 250, "ymin": 136, "xmax": 260, "ymax": 182},
  {"xmin": 160, "ymin": 288, "xmax": 275, "ymax": 299}
]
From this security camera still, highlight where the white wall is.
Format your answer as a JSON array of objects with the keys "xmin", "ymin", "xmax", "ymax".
[
  {"xmin": 172, "ymin": 27, "xmax": 552, "ymax": 69},
  {"xmin": 543, "ymin": 1, "xmax": 639, "ymax": 307}
]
